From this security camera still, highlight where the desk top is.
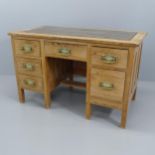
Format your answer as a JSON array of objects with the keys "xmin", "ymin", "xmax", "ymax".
[
  {"xmin": 25, "ymin": 26, "xmax": 136, "ymax": 41},
  {"xmin": 9, "ymin": 26, "xmax": 146, "ymax": 46}
]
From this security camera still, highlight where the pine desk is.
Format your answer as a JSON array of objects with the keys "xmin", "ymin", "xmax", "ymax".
[{"xmin": 9, "ymin": 26, "xmax": 146, "ymax": 128}]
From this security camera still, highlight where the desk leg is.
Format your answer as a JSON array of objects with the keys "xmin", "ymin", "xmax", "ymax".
[
  {"xmin": 86, "ymin": 102, "xmax": 92, "ymax": 119},
  {"xmin": 68, "ymin": 61, "xmax": 74, "ymax": 89},
  {"xmin": 68, "ymin": 73, "xmax": 74, "ymax": 90},
  {"xmin": 86, "ymin": 48, "xmax": 91, "ymax": 119},
  {"xmin": 41, "ymin": 40, "xmax": 51, "ymax": 109},
  {"xmin": 132, "ymin": 88, "xmax": 137, "ymax": 101},
  {"xmin": 18, "ymin": 87, "xmax": 25, "ymax": 103},
  {"xmin": 120, "ymin": 103, "xmax": 128, "ymax": 128},
  {"xmin": 44, "ymin": 93, "xmax": 51, "ymax": 109}
]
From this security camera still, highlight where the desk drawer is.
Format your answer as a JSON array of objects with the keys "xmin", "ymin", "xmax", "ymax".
[
  {"xmin": 91, "ymin": 47, "xmax": 128, "ymax": 69},
  {"xmin": 45, "ymin": 42, "xmax": 87, "ymax": 61},
  {"xmin": 16, "ymin": 58, "xmax": 42, "ymax": 76},
  {"xmin": 14, "ymin": 39, "xmax": 41, "ymax": 57},
  {"xmin": 18, "ymin": 75, "xmax": 43, "ymax": 92},
  {"xmin": 90, "ymin": 68, "xmax": 125, "ymax": 102}
]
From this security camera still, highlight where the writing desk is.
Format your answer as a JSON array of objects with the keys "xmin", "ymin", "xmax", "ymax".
[{"xmin": 9, "ymin": 26, "xmax": 146, "ymax": 128}]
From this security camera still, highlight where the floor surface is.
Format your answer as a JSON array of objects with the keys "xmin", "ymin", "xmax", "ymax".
[{"xmin": 0, "ymin": 75, "xmax": 155, "ymax": 155}]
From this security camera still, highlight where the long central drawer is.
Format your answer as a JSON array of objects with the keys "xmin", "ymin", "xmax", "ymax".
[{"xmin": 44, "ymin": 42, "xmax": 87, "ymax": 61}]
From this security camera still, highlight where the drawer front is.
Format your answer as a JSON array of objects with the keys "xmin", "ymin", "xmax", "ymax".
[
  {"xmin": 90, "ymin": 68, "xmax": 125, "ymax": 102},
  {"xmin": 14, "ymin": 39, "xmax": 41, "ymax": 57},
  {"xmin": 45, "ymin": 42, "xmax": 87, "ymax": 61},
  {"xmin": 18, "ymin": 75, "xmax": 43, "ymax": 92},
  {"xmin": 16, "ymin": 58, "xmax": 42, "ymax": 76},
  {"xmin": 91, "ymin": 47, "xmax": 128, "ymax": 69}
]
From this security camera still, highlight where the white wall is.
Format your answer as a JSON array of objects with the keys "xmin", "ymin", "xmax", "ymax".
[{"xmin": 0, "ymin": 0, "xmax": 154, "ymax": 81}]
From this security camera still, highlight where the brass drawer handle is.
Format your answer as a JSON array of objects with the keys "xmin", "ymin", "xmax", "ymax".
[
  {"xmin": 21, "ymin": 44, "xmax": 33, "ymax": 53},
  {"xmin": 23, "ymin": 63, "xmax": 34, "ymax": 71},
  {"xmin": 59, "ymin": 48, "xmax": 71, "ymax": 56},
  {"xmin": 101, "ymin": 55, "xmax": 117, "ymax": 64},
  {"xmin": 24, "ymin": 79, "xmax": 35, "ymax": 87},
  {"xmin": 99, "ymin": 82, "xmax": 114, "ymax": 90}
]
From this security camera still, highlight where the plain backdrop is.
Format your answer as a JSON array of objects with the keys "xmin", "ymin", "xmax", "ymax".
[{"xmin": 0, "ymin": 0, "xmax": 154, "ymax": 81}]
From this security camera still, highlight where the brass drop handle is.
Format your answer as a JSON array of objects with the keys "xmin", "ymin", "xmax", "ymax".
[
  {"xmin": 21, "ymin": 44, "xmax": 33, "ymax": 53},
  {"xmin": 23, "ymin": 63, "xmax": 34, "ymax": 71},
  {"xmin": 24, "ymin": 79, "xmax": 35, "ymax": 86},
  {"xmin": 59, "ymin": 48, "xmax": 71, "ymax": 56},
  {"xmin": 101, "ymin": 55, "xmax": 117, "ymax": 64},
  {"xmin": 99, "ymin": 82, "xmax": 114, "ymax": 90}
]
